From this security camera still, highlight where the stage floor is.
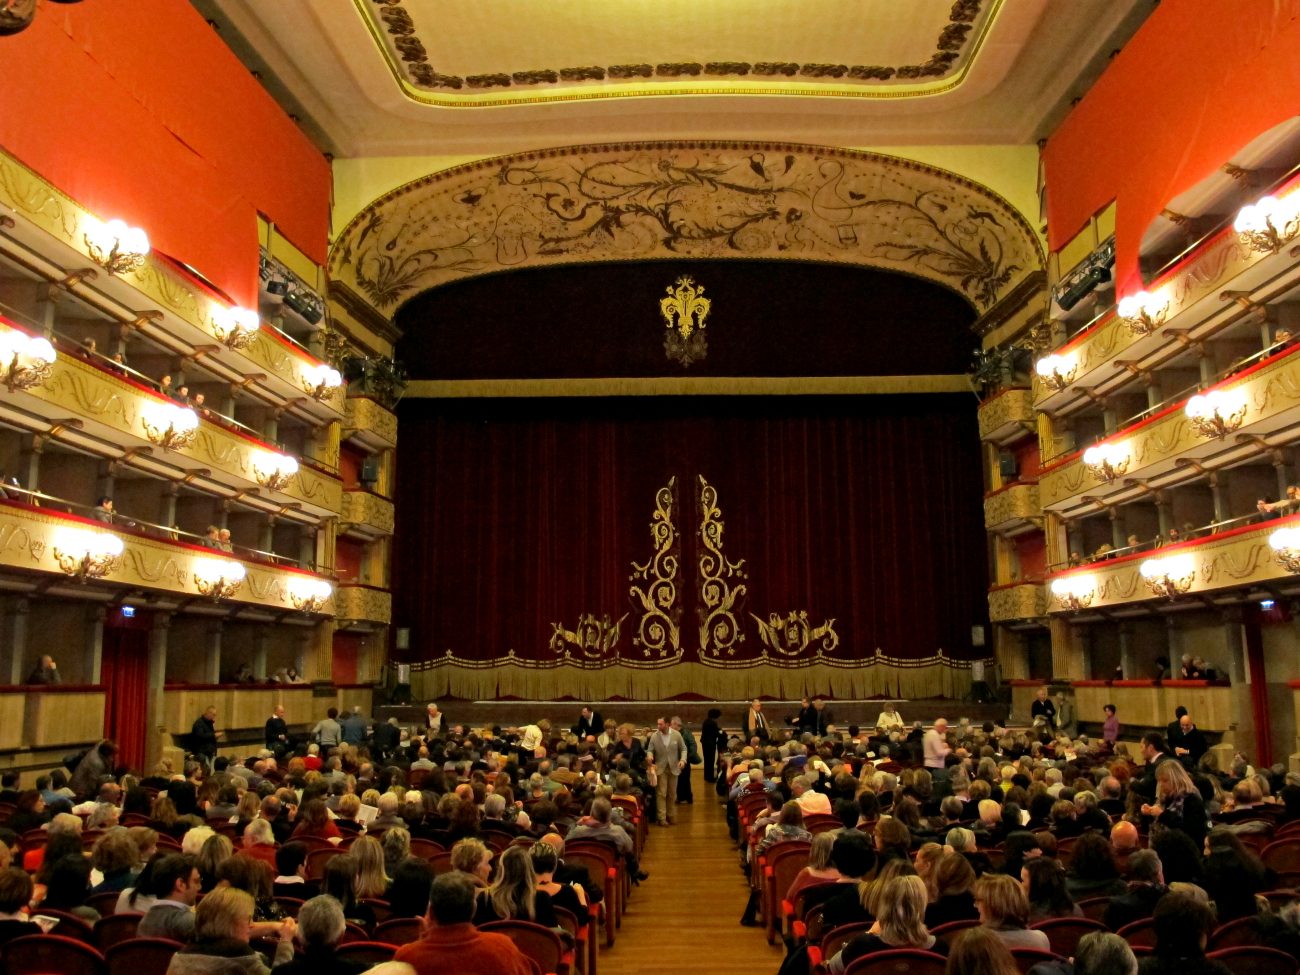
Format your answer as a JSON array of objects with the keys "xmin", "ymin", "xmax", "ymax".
[{"xmin": 375, "ymin": 697, "xmax": 1010, "ymax": 732}]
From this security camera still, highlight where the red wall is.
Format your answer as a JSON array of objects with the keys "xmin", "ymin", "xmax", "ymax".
[
  {"xmin": 332, "ymin": 632, "xmax": 360, "ymax": 686},
  {"xmin": 1015, "ymin": 534, "xmax": 1046, "ymax": 582},
  {"xmin": 0, "ymin": 1, "xmax": 331, "ymax": 307},
  {"xmin": 1043, "ymin": 0, "xmax": 1300, "ymax": 293}
]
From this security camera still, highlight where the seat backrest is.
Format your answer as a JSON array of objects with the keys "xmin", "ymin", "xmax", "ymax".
[
  {"xmin": 428, "ymin": 851, "xmax": 456, "ymax": 875},
  {"xmin": 480, "ymin": 919, "xmax": 566, "ymax": 974},
  {"xmin": 86, "ymin": 890, "xmax": 124, "ymax": 918},
  {"xmin": 928, "ymin": 919, "xmax": 979, "ymax": 937},
  {"xmin": 4, "ymin": 933, "xmax": 107, "ymax": 975},
  {"xmin": 1074, "ymin": 896, "xmax": 1110, "ymax": 923},
  {"xmin": 362, "ymin": 897, "xmax": 393, "ymax": 925},
  {"xmin": 104, "ymin": 938, "xmax": 182, "ymax": 975},
  {"xmin": 1115, "ymin": 916, "xmax": 1158, "ymax": 946},
  {"xmin": 843, "ymin": 948, "xmax": 947, "ymax": 975},
  {"xmin": 335, "ymin": 941, "xmax": 399, "ymax": 966},
  {"xmin": 305, "ymin": 847, "xmax": 342, "ymax": 880},
  {"xmin": 1008, "ymin": 948, "xmax": 1062, "ymax": 975},
  {"xmin": 553, "ymin": 906, "xmax": 581, "ymax": 942},
  {"xmin": 274, "ymin": 896, "xmax": 306, "ymax": 918},
  {"xmin": 1261, "ymin": 839, "xmax": 1300, "ymax": 873},
  {"xmin": 408, "ymin": 838, "xmax": 444, "ymax": 860},
  {"xmin": 564, "ymin": 841, "xmax": 616, "ymax": 868},
  {"xmin": 1206, "ymin": 945, "xmax": 1300, "ymax": 975},
  {"xmin": 373, "ymin": 917, "xmax": 424, "ymax": 946},
  {"xmin": 819, "ymin": 921, "xmax": 873, "ymax": 963},
  {"xmin": 1208, "ymin": 916, "xmax": 1264, "ymax": 951},
  {"xmin": 93, "ymin": 912, "xmax": 142, "ymax": 950},
  {"xmin": 1028, "ymin": 917, "xmax": 1107, "ymax": 956},
  {"xmin": 40, "ymin": 908, "xmax": 97, "ymax": 943},
  {"xmin": 768, "ymin": 842, "xmax": 812, "ymax": 895}
]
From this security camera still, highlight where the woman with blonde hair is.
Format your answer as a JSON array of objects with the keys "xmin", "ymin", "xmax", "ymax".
[
  {"xmin": 195, "ymin": 833, "xmax": 233, "ymax": 893},
  {"xmin": 828, "ymin": 875, "xmax": 946, "ymax": 972},
  {"xmin": 351, "ymin": 835, "xmax": 390, "ymax": 900},
  {"xmin": 473, "ymin": 844, "xmax": 558, "ymax": 926},
  {"xmin": 925, "ymin": 851, "xmax": 979, "ymax": 928},
  {"xmin": 1142, "ymin": 759, "xmax": 1209, "ymax": 847},
  {"xmin": 973, "ymin": 873, "xmax": 1049, "ymax": 950},
  {"xmin": 381, "ymin": 826, "xmax": 412, "ymax": 878},
  {"xmin": 164, "ymin": 886, "xmax": 295, "ymax": 974}
]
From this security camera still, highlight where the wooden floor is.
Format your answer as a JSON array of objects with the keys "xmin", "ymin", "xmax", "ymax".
[{"xmin": 597, "ymin": 770, "xmax": 788, "ymax": 975}]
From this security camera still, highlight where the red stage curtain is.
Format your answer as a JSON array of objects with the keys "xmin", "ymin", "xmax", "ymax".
[
  {"xmin": 101, "ymin": 625, "xmax": 149, "ymax": 771},
  {"xmin": 392, "ymin": 395, "xmax": 989, "ymax": 671}
]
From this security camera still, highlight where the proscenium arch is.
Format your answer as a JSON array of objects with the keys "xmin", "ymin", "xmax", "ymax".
[{"xmin": 329, "ymin": 141, "xmax": 1045, "ymax": 317}]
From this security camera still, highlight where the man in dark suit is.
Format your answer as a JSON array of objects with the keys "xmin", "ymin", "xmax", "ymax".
[
  {"xmin": 1132, "ymin": 732, "xmax": 1175, "ymax": 800},
  {"xmin": 572, "ymin": 706, "xmax": 603, "ymax": 741},
  {"xmin": 744, "ymin": 699, "xmax": 770, "ymax": 743},
  {"xmin": 1104, "ymin": 849, "xmax": 1168, "ymax": 931},
  {"xmin": 1168, "ymin": 713, "xmax": 1208, "ymax": 768},
  {"xmin": 1166, "ymin": 706, "xmax": 1187, "ymax": 745},
  {"xmin": 812, "ymin": 697, "xmax": 835, "ymax": 736},
  {"xmin": 265, "ymin": 705, "xmax": 289, "ymax": 755},
  {"xmin": 372, "ymin": 716, "xmax": 401, "ymax": 762}
]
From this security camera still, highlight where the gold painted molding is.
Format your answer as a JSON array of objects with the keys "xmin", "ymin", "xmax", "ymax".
[
  {"xmin": 1039, "ymin": 346, "xmax": 1300, "ymax": 511},
  {"xmin": 330, "ymin": 142, "xmax": 1043, "ymax": 317},
  {"xmin": 983, "ymin": 483, "xmax": 1040, "ymax": 534},
  {"xmin": 336, "ymin": 584, "xmax": 392, "ymax": 625},
  {"xmin": 341, "ymin": 490, "xmax": 395, "ymax": 536},
  {"xmin": 0, "ymin": 148, "xmax": 343, "ymax": 417},
  {"xmin": 344, "ymin": 396, "xmax": 398, "ymax": 449},
  {"xmin": 977, "ymin": 388, "xmax": 1035, "ymax": 442},
  {"xmin": 26, "ymin": 355, "xmax": 341, "ymax": 518},
  {"xmin": 404, "ymin": 375, "xmax": 973, "ymax": 398},
  {"xmin": 988, "ymin": 582, "xmax": 1046, "ymax": 622},
  {"xmin": 0, "ymin": 502, "xmax": 335, "ymax": 613}
]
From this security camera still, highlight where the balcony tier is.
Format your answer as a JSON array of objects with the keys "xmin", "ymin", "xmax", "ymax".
[
  {"xmin": 344, "ymin": 397, "xmax": 397, "ymax": 452},
  {"xmin": 978, "ymin": 388, "xmax": 1036, "ymax": 445},
  {"xmin": 335, "ymin": 583, "xmax": 391, "ymax": 628},
  {"xmin": 0, "ymin": 500, "xmax": 335, "ymax": 614},
  {"xmin": 984, "ymin": 482, "xmax": 1041, "ymax": 536},
  {"xmin": 340, "ymin": 489, "xmax": 395, "ymax": 540},
  {"xmin": 988, "ymin": 582, "xmax": 1046, "ymax": 623}
]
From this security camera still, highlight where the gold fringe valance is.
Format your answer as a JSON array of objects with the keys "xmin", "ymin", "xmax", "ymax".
[{"xmin": 408, "ymin": 656, "xmax": 989, "ymax": 702}]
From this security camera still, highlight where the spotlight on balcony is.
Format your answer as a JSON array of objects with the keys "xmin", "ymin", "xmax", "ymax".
[
  {"xmin": 1185, "ymin": 388, "xmax": 1247, "ymax": 440},
  {"xmin": 211, "ymin": 305, "xmax": 260, "ymax": 350},
  {"xmin": 52, "ymin": 528, "xmax": 123, "ymax": 582},
  {"xmin": 193, "ymin": 558, "xmax": 246, "ymax": 601},
  {"xmin": 0, "ymin": 328, "xmax": 56, "ymax": 392},
  {"xmin": 1050, "ymin": 574, "xmax": 1096, "ymax": 611},
  {"xmin": 142, "ymin": 401, "xmax": 199, "ymax": 451},
  {"xmin": 1034, "ymin": 354, "xmax": 1077, "ymax": 392},
  {"xmin": 252, "ymin": 450, "xmax": 299, "ymax": 491},
  {"xmin": 288, "ymin": 576, "xmax": 332, "ymax": 614},
  {"xmin": 1234, "ymin": 194, "xmax": 1300, "ymax": 255},
  {"xmin": 302, "ymin": 363, "xmax": 343, "ymax": 400},
  {"xmin": 1116, "ymin": 290, "xmax": 1169, "ymax": 336},
  {"xmin": 1139, "ymin": 554, "xmax": 1196, "ymax": 599},
  {"xmin": 1082, "ymin": 442, "xmax": 1130, "ymax": 482},
  {"xmin": 1269, "ymin": 526, "xmax": 1300, "ymax": 573},
  {"xmin": 84, "ymin": 218, "xmax": 150, "ymax": 275}
]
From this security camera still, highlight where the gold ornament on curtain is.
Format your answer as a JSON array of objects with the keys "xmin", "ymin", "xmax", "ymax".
[
  {"xmin": 660, "ymin": 276, "xmax": 711, "ymax": 367},
  {"xmin": 698, "ymin": 475, "xmax": 747, "ymax": 656},
  {"xmin": 752, "ymin": 610, "xmax": 839, "ymax": 656},
  {"xmin": 629, "ymin": 476, "xmax": 682, "ymax": 658},
  {"xmin": 548, "ymin": 612, "xmax": 628, "ymax": 658}
]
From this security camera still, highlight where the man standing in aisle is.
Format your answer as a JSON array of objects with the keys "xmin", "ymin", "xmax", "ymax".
[
  {"xmin": 924, "ymin": 718, "xmax": 951, "ymax": 775},
  {"xmin": 649, "ymin": 716, "xmax": 687, "ymax": 826},
  {"xmin": 671, "ymin": 715, "xmax": 699, "ymax": 804},
  {"xmin": 191, "ymin": 705, "xmax": 220, "ymax": 770},
  {"xmin": 265, "ymin": 705, "xmax": 289, "ymax": 757},
  {"xmin": 744, "ymin": 698, "xmax": 770, "ymax": 743}
]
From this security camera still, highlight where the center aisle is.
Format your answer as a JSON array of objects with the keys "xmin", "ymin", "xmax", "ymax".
[{"xmin": 596, "ymin": 779, "xmax": 789, "ymax": 975}]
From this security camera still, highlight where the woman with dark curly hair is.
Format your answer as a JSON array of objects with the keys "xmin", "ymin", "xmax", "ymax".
[
  {"xmin": 1065, "ymin": 831, "xmax": 1125, "ymax": 899},
  {"xmin": 1022, "ymin": 855, "xmax": 1080, "ymax": 922}
]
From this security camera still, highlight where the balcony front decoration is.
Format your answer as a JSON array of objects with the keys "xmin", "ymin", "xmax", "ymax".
[
  {"xmin": 1082, "ymin": 441, "xmax": 1130, "ymax": 482},
  {"xmin": 1139, "ymin": 554, "xmax": 1196, "ymax": 600},
  {"xmin": 302, "ymin": 363, "xmax": 343, "ymax": 400},
  {"xmin": 288, "ymin": 576, "xmax": 332, "ymax": 614},
  {"xmin": 84, "ymin": 218, "xmax": 150, "ymax": 275},
  {"xmin": 211, "ymin": 305, "xmax": 260, "ymax": 350},
  {"xmin": 1269, "ymin": 526, "xmax": 1300, "ymax": 573},
  {"xmin": 1034, "ymin": 353, "xmax": 1076, "ymax": 392},
  {"xmin": 1050, "ymin": 574, "xmax": 1096, "ymax": 611},
  {"xmin": 252, "ymin": 450, "xmax": 299, "ymax": 491},
  {"xmin": 142, "ymin": 401, "xmax": 199, "ymax": 451},
  {"xmin": 52, "ymin": 528, "xmax": 123, "ymax": 582},
  {"xmin": 1234, "ymin": 194, "xmax": 1300, "ymax": 255},
  {"xmin": 1185, "ymin": 388, "xmax": 1247, "ymax": 440},
  {"xmin": 0, "ymin": 328, "xmax": 55, "ymax": 392},
  {"xmin": 193, "ymin": 558, "xmax": 246, "ymax": 601},
  {"xmin": 1116, "ymin": 290, "xmax": 1169, "ymax": 336}
]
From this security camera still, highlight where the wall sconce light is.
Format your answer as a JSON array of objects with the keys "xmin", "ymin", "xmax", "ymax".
[
  {"xmin": 1139, "ymin": 554, "xmax": 1196, "ymax": 599},
  {"xmin": 52, "ymin": 528, "xmax": 123, "ymax": 582},
  {"xmin": 1035, "ymin": 353, "xmax": 1077, "ymax": 391},
  {"xmin": 1116, "ymin": 290, "xmax": 1169, "ymax": 335},
  {"xmin": 302, "ymin": 363, "xmax": 343, "ymax": 400},
  {"xmin": 288, "ymin": 576, "xmax": 332, "ymax": 613},
  {"xmin": 142, "ymin": 401, "xmax": 199, "ymax": 451},
  {"xmin": 84, "ymin": 218, "xmax": 151, "ymax": 275},
  {"xmin": 1269, "ymin": 526, "xmax": 1300, "ymax": 573},
  {"xmin": 252, "ymin": 450, "xmax": 299, "ymax": 491},
  {"xmin": 1184, "ymin": 388, "xmax": 1247, "ymax": 439},
  {"xmin": 1234, "ymin": 195, "xmax": 1300, "ymax": 254},
  {"xmin": 1082, "ymin": 441, "xmax": 1130, "ymax": 482},
  {"xmin": 1050, "ymin": 574, "xmax": 1096, "ymax": 611},
  {"xmin": 193, "ymin": 557, "xmax": 246, "ymax": 601},
  {"xmin": 0, "ymin": 328, "xmax": 56, "ymax": 392},
  {"xmin": 211, "ymin": 305, "xmax": 260, "ymax": 350}
]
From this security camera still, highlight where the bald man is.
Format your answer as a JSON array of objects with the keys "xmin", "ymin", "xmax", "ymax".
[
  {"xmin": 1110, "ymin": 820, "xmax": 1140, "ymax": 874},
  {"xmin": 924, "ymin": 719, "xmax": 951, "ymax": 772}
]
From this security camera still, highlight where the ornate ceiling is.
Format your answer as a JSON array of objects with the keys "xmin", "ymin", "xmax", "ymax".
[{"xmin": 193, "ymin": 0, "xmax": 1153, "ymax": 155}]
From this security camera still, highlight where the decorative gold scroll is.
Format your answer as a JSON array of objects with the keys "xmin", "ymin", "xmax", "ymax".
[
  {"xmin": 628, "ymin": 476, "xmax": 682, "ymax": 659},
  {"xmin": 548, "ymin": 612, "xmax": 629, "ymax": 658},
  {"xmin": 752, "ymin": 610, "xmax": 840, "ymax": 656},
  {"xmin": 698, "ymin": 475, "xmax": 748, "ymax": 657}
]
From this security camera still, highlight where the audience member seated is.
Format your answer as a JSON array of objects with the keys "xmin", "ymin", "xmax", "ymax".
[
  {"xmin": 387, "ymin": 857, "xmax": 436, "ymax": 919},
  {"xmin": 1200, "ymin": 826, "xmax": 1275, "ymax": 922},
  {"xmin": 1075, "ymin": 931, "xmax": 1139, "ymax": 975},
  {"xmin": 165, "ymin": 885, "xmax": 296, "ymax": 974},
  {"xmin": 138, "ymin": 853, "xmax": 203, "ymax": 941},
  {"xmin": 1139, "ymin": 891, "xmax": 1233, "ymax": 975},
  {"xmin": 799, "ymin": 830, "xmax": 877, "ymax": 930},
  {"xmin": 216, "ymin": 855, "xmax": 285, "ymax": 924},
  {"xmin": 272, "ymin": 843, "xmax": 310, "ymax": 899},
  {"xmin": 943, "ymin": 927, "xmax": 1019, "ymax": 975},
  {"xmin": 924, "ymin": 850, "xmax": 979, "ymax": 928},
  {"xmin": 91, "ymin": 827, "xmax": 141, "ymax": 893},
  {"xmin": 473, "ymin": 845, "xmax": 559, "ymax": 927},
  {"xmin": 395, "ymin": 872, "xmax": 535, "ymax": 975},
  {"xmin": 973, "ymin": 873, "xmax": 1050, "ymax": 951},
  {"xmin": 826, "ymin": 875, "xmax": 947, "ymax": 973},
  {"xmin": 1105, "ymin": 849, "xmax": 1168, "ymax": 932},
  {"xmin": 269, "ymin": 895, "xmax": 367, "ymax": 975},
  {"xmin": 1022, "ymin": 856, "xmax": 1080, "ymax": 923},
  {"xmin": 322, "ymin": 855, "xmax": 374, "ymax": 929},
  {"xmin": 1065, "ymin": 831, "xmax": 1126, "ymax": 899},
  {"xmin": 0, "ymin": 868, "xmax": 43, "ymax": 947}
]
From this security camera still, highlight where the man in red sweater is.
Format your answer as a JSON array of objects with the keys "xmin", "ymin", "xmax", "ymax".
[{"xmin": 394, "ymin": 872, "xmax": 537, "ymax": 975}]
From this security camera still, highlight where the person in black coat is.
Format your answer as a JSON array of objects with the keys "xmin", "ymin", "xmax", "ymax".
[
  {"xmin": 190, "ymin": 706, "xmax": 219, "ymax": 768},
  {"xmin": 1132, "ymin": 733, "xmax": 1176, "ymax": 801},
  {"xmin": 265, "ymin": 705, "xmax": 290, "ymax": 754},
  {"xmin": 371, "ymin": 717, "xmax": 401, "ymax": 762},
  {"xmin": 1104, "ymin": 850, "xmax": 1168, "ymax": 932},
  {"xmin": 1169, "ymin": 714, "xmax": 1209, "ymax": 769},
  {"xmin": 702, "ymin": 708, "xmax": 726, "ymax": 784},
  {"xmin": 572, "ymin": 706, "xmax": 604, "ymax": 740},
  {"xmin": 1030, "ymin": 686, "xmax": 1056, "ymax": 729}
]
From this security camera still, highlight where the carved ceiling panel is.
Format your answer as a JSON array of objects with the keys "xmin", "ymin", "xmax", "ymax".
[{"xmin": 330, "ymin": 141, "xmax": 1044, "ymax": 314}]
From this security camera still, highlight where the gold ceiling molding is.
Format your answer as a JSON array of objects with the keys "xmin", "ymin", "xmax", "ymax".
[
  {"xmin": 403, "ymin": 376, "xmax": 973, "ymax": 398},
  {"xmin": 355, "ymin": 0, "xmax": 1000, "ymax": 105},
  {"xmin": 330, "ymin": 141, "xmax": 1043, "ymax": 318}
]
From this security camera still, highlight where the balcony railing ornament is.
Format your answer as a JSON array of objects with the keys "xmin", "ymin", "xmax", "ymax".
[
  {"xmin": 84, "ymin": 218, "xmax": 150, "ymax": 275},
  {"xmin": 52, "ymin": 528, "xmax": 123, "ymax": 582},
  {"xmin": 1269, "ymin": 527, "xmax": 1300, "ymax": 573},
  {"xmin": 1050, "ymin": 575, "xmax": 1095, "ymax": 611},
  {"xmin": 1082, "ymin": 442, "xmax": 1130, "ymax": 482},
  {"xmin": 1035, "ymin": 353, "xmax": 1076, "ymax": 392},
  {"xmin": 1139, "ymin": 554, "xmax": 1196, "ymax": 600},
  {"xmin": 1116, "ymin": 291, "xmax": 1169, "ymax": 336},
  {"xmin": 193, "ymin": 558, "xmax": 246, "ymax": 601},
  {"xmin": 142, "ymin": 401, "xmax": 199, "ymax": 451},
  {"xmin": 288, "ymin": 577, "xmax": 332, "ymax": 614},
  {"xmin": 302, "ymin": 363, "xmax": 343, "ymax": 401},
  {"xmin": 0, "ymin": 329, "xmax": 55, "ymax": 392},
  {"xmin": 252, "ymin": 451, "xmax": 299, "ymax": 491},
  {"xmin": 1234, "ymin": 195, "xmax": 1300, "ymax": 255},
  {"xmin": 211, "ymin": 305, "xmax": 260, "ymax": 350},
  {"xmin": 1185, "ymin": 389, "xmax": 1247, "ymax": 440}
]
